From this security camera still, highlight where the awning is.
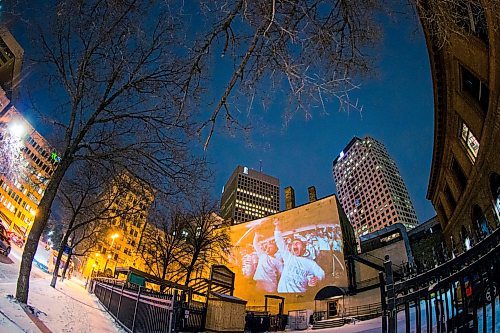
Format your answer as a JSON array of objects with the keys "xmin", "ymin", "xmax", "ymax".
[
  {"xmin": 0, "ymin": 211, "xmax": 12, "ymax": 229},
  {"xmin": 11, "ymin": 223, "xmax": 26, "ymax": 237},
  {"xmin": 314, "ymin": 286, "xmax": 345, "ymax": 300}
]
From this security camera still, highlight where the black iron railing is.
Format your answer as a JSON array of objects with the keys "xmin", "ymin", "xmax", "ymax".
[
  {"xmin": 313, "ymin": 302, "xmax": 382, "ymax": 323},
  {"xmin": 380, "ymin": 227, "xmax": 500, "ymax": 332},
  {"xmin": 92, "ymin": 278, "xmax": 174, "ymax": 333}
]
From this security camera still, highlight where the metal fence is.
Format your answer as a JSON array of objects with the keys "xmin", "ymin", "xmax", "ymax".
[
  {"xmin": 380, "ymin": 227, "xmax": 500, "ymax": 332},
  {"xmin": 176, "ymin": 300, "xmax": 206, "ymax": 332},
  {"xmin": 92, "ymin": 278, "xmax": 174, "ymax": 333},
  {"xmin": 313, "ymin": 302, "xmax": 382, "ymax": 323}
]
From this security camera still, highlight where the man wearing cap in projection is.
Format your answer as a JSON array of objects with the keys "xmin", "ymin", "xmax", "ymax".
[
  {"xmin": 252, "ymin": 233, "xmax": 283, "ymax": 292},
  {"xmin": 273, "ymin": 219, "xmax": 325, "ymax": 293}
]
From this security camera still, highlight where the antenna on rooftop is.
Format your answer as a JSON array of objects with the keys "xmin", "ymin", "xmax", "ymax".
[{"xmin": 259, "ymin": 160, "xmax": 263, "ymax": 172}]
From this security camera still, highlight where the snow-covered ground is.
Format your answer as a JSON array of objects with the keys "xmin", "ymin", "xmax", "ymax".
[
  {"xmin": 0, "ymin": 244, "xmax": 123, "ymax": 333},
  {"xmin": 1, "ymin": 244, "xmax": 498, "ymax": 332}
]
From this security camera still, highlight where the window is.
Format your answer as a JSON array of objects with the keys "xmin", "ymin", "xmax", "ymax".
[
  {"xmin": 459, "ymin": 121, "xmax": 480, "ymax": 161},
  {"xmin": 443, "ymin": 186, "xmax": 456, "ymax": 212},
  {"xmin": 460, "ymin": 65, "xmax": 489, "ymax": 112},
  {"xmin": 451, "ymin": 157, "xmax": 468, "ymax": 191},
  {"xmin": 453, "ymin": 1, "xmax": 488, "ymax": 43}
]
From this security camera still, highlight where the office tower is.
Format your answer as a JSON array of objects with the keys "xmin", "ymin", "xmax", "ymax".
[
  {"xmin": 0, "ymin": 28, "xmax": 23, "ymax": 100},
  {"xmin": 333, "ymin": 136, "xmax": 418, "ymax": 238},
  {"xmin": 0, "ymin": 90, "xmax": 56, "ymax": 237},
  {"xmin": 220, "ymin": 165, "xmax": 280, "ymax": 225}
]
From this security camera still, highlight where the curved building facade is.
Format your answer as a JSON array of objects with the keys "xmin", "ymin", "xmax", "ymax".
[{"xmin": 419, "ymin": 0, "xmax": 500, "ymax": 252}]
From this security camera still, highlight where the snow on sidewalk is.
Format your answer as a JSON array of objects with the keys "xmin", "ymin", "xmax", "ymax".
[{"xmin": 0, "ymin": 273, "xmax": 123, "ymax": 332}]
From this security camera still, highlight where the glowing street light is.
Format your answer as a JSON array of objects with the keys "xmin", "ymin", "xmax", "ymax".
[
  {"xmin": 8, "ymin": 122, "xmax": 26, "ymax": 138},
  {"xmin": 110, "ymin": 233, "xmax": 119, "ymax": 247}
]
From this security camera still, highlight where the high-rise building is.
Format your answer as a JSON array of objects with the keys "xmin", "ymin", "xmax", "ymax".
[
  {"xmin": 332, "ymin": 136, "xmax": 418, "ymax": 238},
  {"xmin": 220, "ymin": 165, "xmax": 280, "ymax": 225},
  {"xmin": 0, "ymin": 28, "xmax": 23, "ymax": 100},
  {"xmin": 0, "ymin": 87, "xmax": 57, "ymax": 237}
]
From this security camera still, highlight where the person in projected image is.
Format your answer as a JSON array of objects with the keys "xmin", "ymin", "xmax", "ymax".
[
  {"xmin": 241, "ymin": 245, "xmax": 258, "ymax": 279},
  {"xmin": 273, "ymin": 219, "xmax": 325, "ymax": 293},
  {"xmin": 252, "ymin": 233, "xmax": 283, "ymax": 292}
]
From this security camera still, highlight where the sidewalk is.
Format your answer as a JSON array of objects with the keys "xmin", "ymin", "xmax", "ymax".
[{"xmin": 0, "ymin": 247, "xmax": 122, "ymax": 333}]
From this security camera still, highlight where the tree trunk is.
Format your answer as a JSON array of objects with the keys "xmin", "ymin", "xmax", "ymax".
[
  {"xmin": 184, "ymin": 255, "xmax": 198, "ymax": 287},
  {"xmin": 160, "ymin": 262, "xmax": 168, "ymax": 292},
  {"xmin": 50, "ymin": 234, "xmax": 70, "ymax": 288},
  {"xmin": 50, "ymin": 212, "xmax": 77, "ymax": 288},
  {"xmin": 16, "ymin": 159, "xmax": 70, "ymax": 303},
  {"xmin": 60, "ymin": 252, "xmax": 72, "ymax": 281}
]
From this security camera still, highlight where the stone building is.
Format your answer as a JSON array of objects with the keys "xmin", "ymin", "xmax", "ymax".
[{"xmin": 418, "ymin": 0, "xmax": 500, "ymax": 252}]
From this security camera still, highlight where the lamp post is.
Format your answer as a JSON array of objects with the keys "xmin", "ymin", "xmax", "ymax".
[
  {"xmin": 107, "ymin": 233, "xmax": 119, "ymax": 276},
  {"xmin": 110, "ymin": 233, "xmax": 119, "ymax": 247},
  {"xmin": 104, "ymin": 254, "xmax": 112, "ymax": 272},
  {"xmin": 85, "ymin": 263, "xmax": 97, "ymax": 289},
  {"xmin": 94, "ymin": 253, "xmax": 100, "ymax": 274}
]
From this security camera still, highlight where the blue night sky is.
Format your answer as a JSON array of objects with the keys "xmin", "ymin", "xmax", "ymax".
[
  {"xmin": 7, "ymin": 5, "xmax": 436, "ymax": 223},
  {"xmin": 203, "ymin": 16, "xmax": 436, "ymax": 223}
]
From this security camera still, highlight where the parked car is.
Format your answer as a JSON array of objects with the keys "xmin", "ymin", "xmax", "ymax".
[
  {"xmin": 0, "ymin": 225, "xmax": 11, "ymax": 256},
  {"xmin": 8, "ymin": 232, "xmax": 25, "ymax": 247}
]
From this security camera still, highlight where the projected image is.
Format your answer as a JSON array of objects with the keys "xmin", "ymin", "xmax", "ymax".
[{"xmin": 231, "ymin": 215, "xmax": 345, "ymax": 295}]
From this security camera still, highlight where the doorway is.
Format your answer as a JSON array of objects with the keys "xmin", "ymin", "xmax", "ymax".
[{"xmin": 328, "ymin": 301, "xmax": 338, "ymax": 318}]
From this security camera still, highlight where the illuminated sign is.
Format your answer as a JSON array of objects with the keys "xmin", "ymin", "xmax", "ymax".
[{"xmin": 51, "ymin": 152, "xmax": 61, "ymax": 163}]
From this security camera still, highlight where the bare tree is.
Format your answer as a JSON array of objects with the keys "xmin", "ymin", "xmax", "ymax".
[
  {"xmin": 0, "ymin": 122, "xmax": 27, "ymax": 180},
  {"xmin": 138, "ymin": 209, "xmax": 186, "ymax": 284},
  {"xmin": 49, "ymin": 163, "xmax": 144, "ymax": 288},
  {"xmin": 183, "ymin": 0, "xmax": 382, "ymax": 148},
  {"xmin": 16, "ymin": 0, "xmax": 207, "ymax": 303},
  {"xmin": 177, "ymin": 197, "xmax": 231, "ymax": 287},
  {"xmin": 16, "ymin": 0, "xmax": 386, "ymax": 302},
  {"xmin": 59, "ymin": 215, "xmax": 112, "ymax": 282},
  {"xmin": 415, "ymin": 0, "xmax": 498, "ymax": 48}
]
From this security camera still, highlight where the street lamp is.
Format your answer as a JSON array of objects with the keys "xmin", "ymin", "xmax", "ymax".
[
  {"xmin": 8, "ymin": 122, "xmax": 26, "ymax": 138},
  {"xmin": 85, "ymin": 263, "xmax": 98, "ymax": 289},
  {"xmin": 104, "ymin": 254, "xmax": 112, "ymax": 272},
  {"xmin": 110, "ymin": 233, "xmax": 119, "ymax": 247}
]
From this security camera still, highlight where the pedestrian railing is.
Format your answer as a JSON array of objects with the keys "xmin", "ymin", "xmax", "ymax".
[
  {"xmin": 380, "ymin": 227, "xmax": 500, "ymax": 332},
  {"xmin": 92, "ymin": 278, "xmax": 174, "ymax": 333},
  {"xmin": 344, "ymin": 302, "xmax": 383, "ymax": 319},
  {"xmin": 312, "ymin": 302, "xmax": 382, "ymax": 323}
]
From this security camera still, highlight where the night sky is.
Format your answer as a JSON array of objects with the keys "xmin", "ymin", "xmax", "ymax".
[
  {"xmin": 204, "ymin": 16, "xmax": 436, "ymax": 223},
  {"xmin": 5, "ymin": 4, "xmax": 436, "ymax": 223}
]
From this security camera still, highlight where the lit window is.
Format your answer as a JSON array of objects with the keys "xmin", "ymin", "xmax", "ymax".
[{"xmin": 459, "ymin": 122, "xmax": 480, "ymax": 161}]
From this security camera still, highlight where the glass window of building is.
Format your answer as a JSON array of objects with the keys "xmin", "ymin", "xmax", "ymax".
[
  {"xmin": 459, "ymin": 121, "xmax": 480, "ymax": 161},
  {"xmin": 460, "ymin": 65, "xmax": 489, "ymax": 112}
]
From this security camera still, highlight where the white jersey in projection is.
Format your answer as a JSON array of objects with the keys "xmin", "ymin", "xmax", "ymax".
[
  {"xmin": 252, "ymin": 235, "xmax": 283, "ymax": 289},
  {"xmin": 253, "ymin": 252, "xmax": 282, "ymax": 286},
  {"xmin": 274, "ymin": 230, "xmax": 325, "ymax": 293}
]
